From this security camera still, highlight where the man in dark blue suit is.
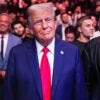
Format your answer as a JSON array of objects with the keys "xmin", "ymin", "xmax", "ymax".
[
  {"xmin": 56, "ymin": 12, "xmax": 72, "ymax": 40},
  {"xmin": 3, "ymin": 3, "xmax": 86, "ymax": 100}
]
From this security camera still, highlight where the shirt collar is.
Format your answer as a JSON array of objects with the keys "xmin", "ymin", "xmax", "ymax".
[
  {"xmin": 0, "ymin": 33, "xmax": 9, "ymax": 38},
  {"xmin": 35, "ymin": 38, "xmax": 55, "ymax": 55}
]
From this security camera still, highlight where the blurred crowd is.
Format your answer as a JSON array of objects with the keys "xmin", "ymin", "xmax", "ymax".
[{"xmin": 0, "ymin": 0, "xmax": 100, "ymax": 27}]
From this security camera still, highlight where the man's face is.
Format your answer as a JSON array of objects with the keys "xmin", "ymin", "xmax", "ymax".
[
  {"xmin": 13, "ymin": 23, "xmax": 25, "ymax": 36},
  {"xmin": 91, "ymin": 16, "xmax": 97, "ymax": 27},
  {"xmin": 31, "ymin": 9, "xmax": 57, "ymax": 45},
  {"xmin": 0, "ymin": 15, "xmax": 10, "ymax": 34},
  {"xmin": 78, "ymin": 19, "xmax": 94, "ymax": 38},
  {"xmin": 65, "ymin": 33, "xmax": 75, "ymax": 42},
  {"xmin": 61, "ymin": 14, "xmax": 68, "ymax": 24}
]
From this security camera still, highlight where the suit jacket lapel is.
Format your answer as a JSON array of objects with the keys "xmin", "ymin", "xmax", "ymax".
[
  {"xmin": 25, "ymin": 39, "xmax": 42, "ymax": 99},
  {"xmin": 52, "ymin": 39, "xmax": 64, "ymax": 98},
  {"xmin": 4, "ymin": 34, "xmax": 13, "ymax": 62},
  {"xmin": 0, "ymin": 53, "xmax": 3, "ymax": 68}
]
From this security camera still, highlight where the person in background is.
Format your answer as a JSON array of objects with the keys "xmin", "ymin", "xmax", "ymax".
[
  {"xmin": 0, "ymin": 13, "xmax": 22, "ymax": 100},
  {"xmin": 56, "ymin": 12, "xmax": 72, "ymax": 40},
  {"xmin": 3, "ymin": 3, "xmax": 86, "ymax": 100},
  {"xmin": 71, "ymin": 5, "xmax": 85, "ymax": 27},
  {"xmin": 90, "ymin": 14, "xmax": 100, "ymax": 39},
  {"xmin": 73, "ymin": 16, "xmax": 94, "ymax": 55},
  {"xmin": 82, "ymin": 35, "xmax": 100, "ymax": 100},
  {"xmin": 95, "ymin": 1, "xmax": 100, "ymax": 21},
  {"xmin": 82, "ymin": 17, "xmax": 100, "ymax": 100},
  {"xmin": 11, "ymin": 20, "xmax": 26, "ymax": 37},
  {"xmin": 65, "ymin": 26, "xmax": 76, "ymax": 43},
  {"xmin": 11, "ymin": 20, "xmax": 33, "ymax": 41}
]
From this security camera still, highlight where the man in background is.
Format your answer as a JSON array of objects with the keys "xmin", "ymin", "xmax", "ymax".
[
  {"xmin": 11, "ymin": 20, "xmax": 33, "ymax": 41},
  {"xmin": 0, "ymin": 13, "xmax": 22, "ymax": 100},
  {"xmin": 82, "ymin": 25, "xmax": 100, "ymax": 100},
  {"xmin": 73, "ymin": 16, "xmax": 94, "ymax": 55}
]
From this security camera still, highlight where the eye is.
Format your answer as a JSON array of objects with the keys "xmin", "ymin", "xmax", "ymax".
[
  {"xmin": 0, "ymin": 20, "xmax": 9, "ymax": 24},
  {"xmin": 33, "ymin": 20, "xmax": 42, "ymax": 25},
  {"xmin": 45, "ymin": 17, "xmax": 54, "ymax": 23}
]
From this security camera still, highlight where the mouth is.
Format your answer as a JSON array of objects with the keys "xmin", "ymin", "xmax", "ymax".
[
  {"xmin": 41, "ymin": 30, "xmax": 51, "ymax": 34},
  {"xmin": 18, "ymin": 31, "xmax": 23, "ymax": 34},
  {"xmin": 0, "ymin": 26, "xmax": 6, "ymax": 29}
]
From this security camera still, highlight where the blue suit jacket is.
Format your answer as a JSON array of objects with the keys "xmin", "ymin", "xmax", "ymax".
[
  {"xmin": 3, "ymin": 38, "xmax": 86, "ymax": 100},
  {"xmin": 56, "ymin": 24, "xmax": 62, "ymax": 39},
  {"xmin": 0, "ymin": 33, "xmax": 22, "ymax": 70}
]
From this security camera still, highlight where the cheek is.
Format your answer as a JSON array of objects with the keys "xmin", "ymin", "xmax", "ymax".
[
  {"xmin": 21, "ymin": 29, "xmax": 25, "ymax": 33},
  {"xmin": 32, "ymin": 27, "xmax": 41, "ymax": 37},
  {"xmin": 80, "ymin": 28, "xmax": 86, "ymax": 33},
  {"xmin": 6, "ymin": 24, "xmax": 10, "ymax": 28},
  {"xmin": 33, "ymin": 25, "xmax": 41, "ymax": 33},
  {"xmin": 52, "ymin": 23, "xmax": 57, "ymax": 31},
  {"xmin": 14, "ymin": 30, "xmax": 17, "ymax": 33},
  {"xmin": 21, "ymin": 27, "xmax": 24, "ymax": 31},
  {"xmin": 84, "ymin": 28, "xmax": 89, "ymax": 34}
]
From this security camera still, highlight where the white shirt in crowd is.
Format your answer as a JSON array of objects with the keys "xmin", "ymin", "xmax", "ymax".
[{"xmin": 0, "ymin": 33, "xmax": 9, "ymax": 58}]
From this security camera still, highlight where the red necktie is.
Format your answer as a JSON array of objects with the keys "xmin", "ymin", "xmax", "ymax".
[{"xmin": 40, "ymin": 47, "xmax": 51, "ymax": 100}]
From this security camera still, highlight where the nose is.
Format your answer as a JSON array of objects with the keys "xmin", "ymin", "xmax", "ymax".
[
  {"xmin": 91, "ymin": 26, "xmax": 95, "ymax": 34},
  {"xmin": 90, "ymin": 24, "xmax": 94, "ymax": 30},
  {"xmin": 42, "ymin": 20, "xmax": 48, "ymax": 29},
  {"xmin": 0, "ymin": 21, "xmax": 8, "ymax": 25},
  {"xmin": 90, "ymin": 24, "xmax": 95, "ymax": 30}
]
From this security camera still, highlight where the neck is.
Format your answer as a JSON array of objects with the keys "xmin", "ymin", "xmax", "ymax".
[
  {"xmin": 41, "ymin": 41, "xmax": 51, "ymax": 47},
  {"xmin": 62, "ymin": 23, "xmax": 69, "ymax": 27},
  {"xmin": 0, "ymin": 32, "xmax": 7, "ymax": 36},
  {"xmin": 77, "ymin": 36, "xmax": 89, "ymax": 43},
  {"xmin": 37, "ymin": 38, "xmax": 53, "ymax": 47}
]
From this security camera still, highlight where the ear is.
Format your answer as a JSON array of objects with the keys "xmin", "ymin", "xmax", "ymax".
[
  {"xmin": 54, "ymin": 20, "xmax": 57, "ymax": 30},
  {"xmin": 77, "ymin": 27, "xmax": 82, "ymax": 33}
]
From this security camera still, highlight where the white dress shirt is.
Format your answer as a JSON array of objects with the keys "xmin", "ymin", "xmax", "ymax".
[
  {"xmin": 35, "ymin": 38, "xmax": 55, "ymax": 83},
  {"xmin": 62, "ymin": 25, "xmax": 66, "ymax": 40},
  {"xmin": 61, "ymin": 24, "xmax": 69, "ymax": 41},
  {"xmin": 0, "ymin": 34, "xmax": 9, "ymax": 58}
]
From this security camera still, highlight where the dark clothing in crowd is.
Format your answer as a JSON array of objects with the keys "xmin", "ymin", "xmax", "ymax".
[
  {"xmin": 73, "ymin": 40, "xmax": 87, "ymax": 55},
  {"xmin": 82, "ymin": 36, "xmax": 100, "ymax": 100}
]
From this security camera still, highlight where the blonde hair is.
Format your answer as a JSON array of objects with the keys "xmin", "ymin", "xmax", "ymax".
[
  {"xmin": 27, "ymin": 3, "xmax": 56, "ymax": 31},
  {"xmin": 27, "ymin": 3, "xmax": 55, "ymax": 17}
]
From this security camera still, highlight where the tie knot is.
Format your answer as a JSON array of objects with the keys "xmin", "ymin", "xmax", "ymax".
[{"xmin": 42, "ymin": 47, "xmax": 49, "ymax": 54}]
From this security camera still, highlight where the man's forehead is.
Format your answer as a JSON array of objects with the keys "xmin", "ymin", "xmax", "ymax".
[
  {"xmin": 0, "ymin": 13, "xmax": 10, "ymax": 18},
  {"xmin": 32, "ymin": 10, "xmax": 53, "ymax": 17},
  {"xmin": 14, "ymin": 23, "xmax": 23, "ymax": 27},
  {"xmin": 0, "ymin": 13, "xmax": 11, "ymax": 22},
  {"xmin": 31, "ymin": 9, "xmax": 54, "ymax": 20},
  {"xmin": 83, "ymin": 19, "xmax": 93, "ymax": 24}
]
